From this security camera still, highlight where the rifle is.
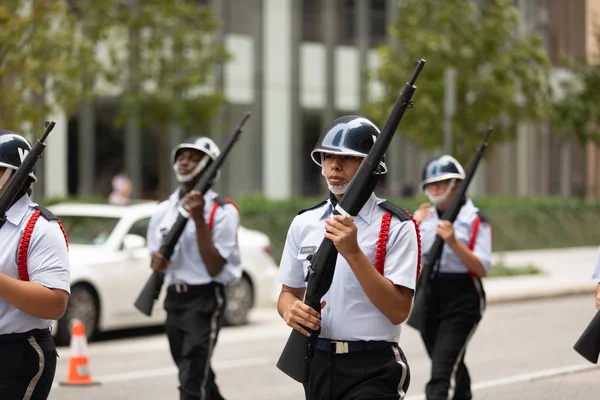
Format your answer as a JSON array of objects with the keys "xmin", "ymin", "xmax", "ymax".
[
  {"xmin": 134, "ymin": 111, "xmax": 251, "ymax": 316},
  {"xmin": 276, "ymin": 59, "xmax": 426, "ymax": 383},
  {"xmin": 574, "ymin": 310, "xmax": 600, "ymax": 363},
  {"xmin": 0, "ymin": 121, "xmax": 56, "ymax": 230},
  {"xmin": 406, "ymin": 126, "xmax": 492, "ymax": 333}
]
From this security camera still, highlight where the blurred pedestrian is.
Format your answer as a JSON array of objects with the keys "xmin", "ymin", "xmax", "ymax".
[{"xmin": 108, "ymin": 173, "xmax": 133, "ymax": 205}]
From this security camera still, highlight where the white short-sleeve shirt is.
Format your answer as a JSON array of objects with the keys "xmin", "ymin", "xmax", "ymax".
[
  {"xmin": 278, "ymin": 193, "xmax": 419, "ymax": 343},
  {"xmin": 591, "ymin": 246, "xmax": 600, "ymax": 281},
  {"xmin": 0, "ymin": 195, "xmax": 71, "ymax": 335},
  {"xmin": 146, "ymin": 189, "xmax": 242, "ymax": 286},
  {"xmin": 415, "ymin": 199, "xmax": 492, "ymax": 274}
]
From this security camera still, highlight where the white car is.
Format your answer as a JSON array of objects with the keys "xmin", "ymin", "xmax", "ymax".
[{"xmin": 47, "ymin": 201, "xmax": 279, "ymax": 345}]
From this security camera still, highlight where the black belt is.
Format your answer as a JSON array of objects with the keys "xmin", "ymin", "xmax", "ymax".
[
  {"xmin": 435, "ymin": 272, "xmax": 473, "ymax": 280},
  {"xmin": 315, "ymin": 338, "xmax": 395, "ymax": 354},
  {"xmin": 0, "ymin": 328, "xmax": 50, "ymax": 343},
  {"xmin": 167, "ymin": 282, "xmax": 223, "ymax": 294}
]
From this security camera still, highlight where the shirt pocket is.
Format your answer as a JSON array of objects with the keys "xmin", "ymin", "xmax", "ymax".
[
  {"xmin": 296, "ymin": 246, "xmax": 318, "ymax": 284},
  {"xmin": 344, "ymin": 244, "xmax": 378, "ymax": 294}
]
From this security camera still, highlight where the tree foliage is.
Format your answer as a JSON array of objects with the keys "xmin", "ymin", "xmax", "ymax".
[
  {"xmin": 0, "ymin": 0, "xmax": 226, "ymax": 135},
  {"xmin": 77, "ymin": 0, "xmax": 228, "ymax": 133},
  {"xmin": 550, "ymin": 27, "xmax": 600, "ymax": 145},
  {"xmin": 0, "ymin": 0, "xmax": 99, "ymax": 132},
  {"xmin": 366, "ymin": 0, "xmax": 552, "ymax": 163}
]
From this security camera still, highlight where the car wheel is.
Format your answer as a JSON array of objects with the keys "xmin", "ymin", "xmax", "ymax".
[
  {"xmin": 54, "ymin": 285, "xmax": 99, "ymax": 346},
  {"xmin": 224, "ymin": 275, "xmax": 253, "ymax": 326}
]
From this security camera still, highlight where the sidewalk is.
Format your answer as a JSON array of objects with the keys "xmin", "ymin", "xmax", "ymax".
[{"xmin": 485, "ymin": 246, "xmax": 600, "ymax": 304}]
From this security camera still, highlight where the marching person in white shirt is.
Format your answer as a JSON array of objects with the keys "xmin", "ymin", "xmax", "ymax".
[
  {"xmin": 413, "ymin": 155, "xmax": 492, "ymax": 400},
  {"xmin": 277, "ymin": 116, "xmax": 421, "ymax": 400},
  {"xmin": 147, "ymin": 137, "xmax": 241, "ymax": 400},
  {"xmin": 0, "ymin": 130, "xmax": 70, "ymax": 400}
]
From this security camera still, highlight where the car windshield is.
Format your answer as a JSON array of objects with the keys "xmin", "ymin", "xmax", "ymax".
[{"xmin": 57, "ymin": 215, "xmax": 120, "ymax": 245}]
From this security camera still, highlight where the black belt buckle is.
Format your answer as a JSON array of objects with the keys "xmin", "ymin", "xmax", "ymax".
[{"xmin": 175, "ymin": 283, "xmax": 188, "ymax": 293}]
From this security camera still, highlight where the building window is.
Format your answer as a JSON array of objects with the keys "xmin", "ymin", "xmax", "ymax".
[
  {"xmin": 303, "ymin": 0, "xmax": 323, "ymax": 43},
  {"xmin": 302, "ymin": 108, "xmax": 324, "ymax": 196},
  {"xmin": 341, "ymin": 0, "xmax": 388, "ymax": 46}
]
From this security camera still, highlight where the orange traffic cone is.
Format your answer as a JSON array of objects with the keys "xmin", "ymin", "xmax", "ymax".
[{"xmin": 59, "ymin": 319, "xmax": 100, "ymax": 386}]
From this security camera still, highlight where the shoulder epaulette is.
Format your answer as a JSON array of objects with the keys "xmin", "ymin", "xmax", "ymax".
[
  {"xmin": 208, "ymin": 196, "xmax": 240, "ymax": 231},
  {"xmin": 34, "ymin": 205, "xmax": 58, "ymax": 222},
  {"xmin": 213, "ymin": 196, "xmax": 228, "ymax": 207},
  {"xmin": 476, "ymin": 210, "xmax": 489, "ymax": 223},
  {"xmin": 297, "ymin": 199, "xmax": 328, "ymax": 216},
  {"xmin": 377, "ymin": 200, "xmax": 413, "ymax": 222}
]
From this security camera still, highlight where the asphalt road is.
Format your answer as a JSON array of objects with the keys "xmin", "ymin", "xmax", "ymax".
[{"xmin": 49, "ymin": 294, "xmax": 600, "ymax": 400}]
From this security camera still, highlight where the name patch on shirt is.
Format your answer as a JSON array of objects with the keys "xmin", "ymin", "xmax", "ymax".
[{"xmin": 300, "ymin": 246, "xmax": 317, "ymax": 255}]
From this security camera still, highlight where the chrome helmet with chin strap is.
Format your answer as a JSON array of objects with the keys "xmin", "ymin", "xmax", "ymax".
[
  {"xmin": 420, "ymin": 155, "xmax": 465, "ymax": 204},
  {"xmin": 171, "ymin": 136, "xmax": 221, "ymax": 183},
  {"xmin": 0, "ymin": 131, "xmax": 36, "ymax": 191},
  {"xmin": 310, "ymin": 115, "xmax": 387, "ymax": 174}
]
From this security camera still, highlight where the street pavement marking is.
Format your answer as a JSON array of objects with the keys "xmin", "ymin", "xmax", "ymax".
[
  {"xmin": 51, "ymin": 356, "xmax": 274, "ymax": 389},
  {"xmin": 405, "ymin": 363, "xmax": 600, "ymax": 400}
]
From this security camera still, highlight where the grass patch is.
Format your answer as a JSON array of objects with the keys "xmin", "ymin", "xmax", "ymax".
[{"xmin": 486, "ymin": 264, "xmax": 544, "ymax": 279}]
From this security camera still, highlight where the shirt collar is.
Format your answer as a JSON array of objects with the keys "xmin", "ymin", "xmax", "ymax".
[
  {"xmin": 168, "ymin": 188, "xmax": 218, "ymax": 205},
  {"xmin": 5, "ymin": 195, "xmax": 33, "ymax": 226},
  {"xmin": 318, "ymin": 192, "xmax": 378, "ymax": 225}
]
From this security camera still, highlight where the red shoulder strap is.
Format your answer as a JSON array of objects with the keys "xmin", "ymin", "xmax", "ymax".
[
  {"xmin": 375, "ymin": 212, "xmax": 392, "ymax": 275},
  {"xmin": 412, "ymin": 214, "xmax": 422, "ymax": 281},
  {"xmin": 208, "ymin": 197, "xmax": 240, "ymax": 231},
  {"xmin": 18, "ymin": 210, "xmax": 41, "ymax": 281},
  {"xmin": 375, "ymin": 209, "xmax": 422, "ymax": 281},
  {"xmin": 17, "ymin": 210, "xmax": 69, "ymax": 281},
  {"xmin": 468, "ymin": 216, "xmax": 481, "ymax": 251},
  {"xmin": 208, "ymin": 202, "xmax": 220, "ymax": 231},
  {"xmin": 466, "ymin": 216, "xmax": 484, "ymax": 278}
]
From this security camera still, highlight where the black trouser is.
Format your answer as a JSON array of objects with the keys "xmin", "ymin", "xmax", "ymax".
[
  {"xmin": 421, "ymin": 275, "xmax": 485, "ymax": 400},
  {"xmin": 303, "ymin": 341, "xmax": 411, "ymax": 400},
  {"xmin": 0, "ymin": 329, "xmax": 58, "ymax": 400},
  {"xmin": 164, "ymin": 282, "xmax": 227, "ymax": 400}
]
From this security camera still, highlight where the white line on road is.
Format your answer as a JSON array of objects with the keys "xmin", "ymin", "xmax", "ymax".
[
  {"xmin": 52, "ymin": 356, "xmax": 274, "ymax": 389},
  {"xmin": 405, "ymin": 363, "xmax": 600, "ymax": 400}
]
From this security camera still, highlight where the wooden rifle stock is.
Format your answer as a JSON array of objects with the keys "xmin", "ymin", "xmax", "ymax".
[
  {"xmin": 134, "ymin": 112, "xmax": 251, "ymax": 316},
  {"xmin": 276, "ymin": 60, "xmax": 426, "ymax": 383},
  {"xmin": 406, "ymin": 127, "xmax": 492, "ymax": 333}
]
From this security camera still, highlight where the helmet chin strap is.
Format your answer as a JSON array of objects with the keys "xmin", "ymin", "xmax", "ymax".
[
  {"xmin": 173, "ymin": 157, "xmax": 210, "ymax": 183},
  {"xmin": 0, "ymin": 168, "xmax": 13, "ymax": 190},
  {"xmin": 425, "ymin": 179, "xmax": 456, "ymax": 205},
  {"xmin": 321, "ymin": 167, "xmax": 348, "ymax": 195}
]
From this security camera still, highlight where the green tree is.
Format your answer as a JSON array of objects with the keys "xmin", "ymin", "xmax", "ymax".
[
  {"xmin": 366, "ymin": 0, "xmax": 552, "ymax": 163},
  {"xmin": 550, "ymin": 28, "xmax": 600, "ymax": 145},
  {"xmin": 0, "ymin": 1, "xmax": 99, "ymax": 131},
  {"xmin": 78, "ymin": 0, "xmax": 228, "ymax": 196}
]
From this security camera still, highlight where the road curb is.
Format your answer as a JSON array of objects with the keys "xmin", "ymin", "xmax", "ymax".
[{"xmin": 485, "ymin": 282, "xmax": 597, "ymax": 304}]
